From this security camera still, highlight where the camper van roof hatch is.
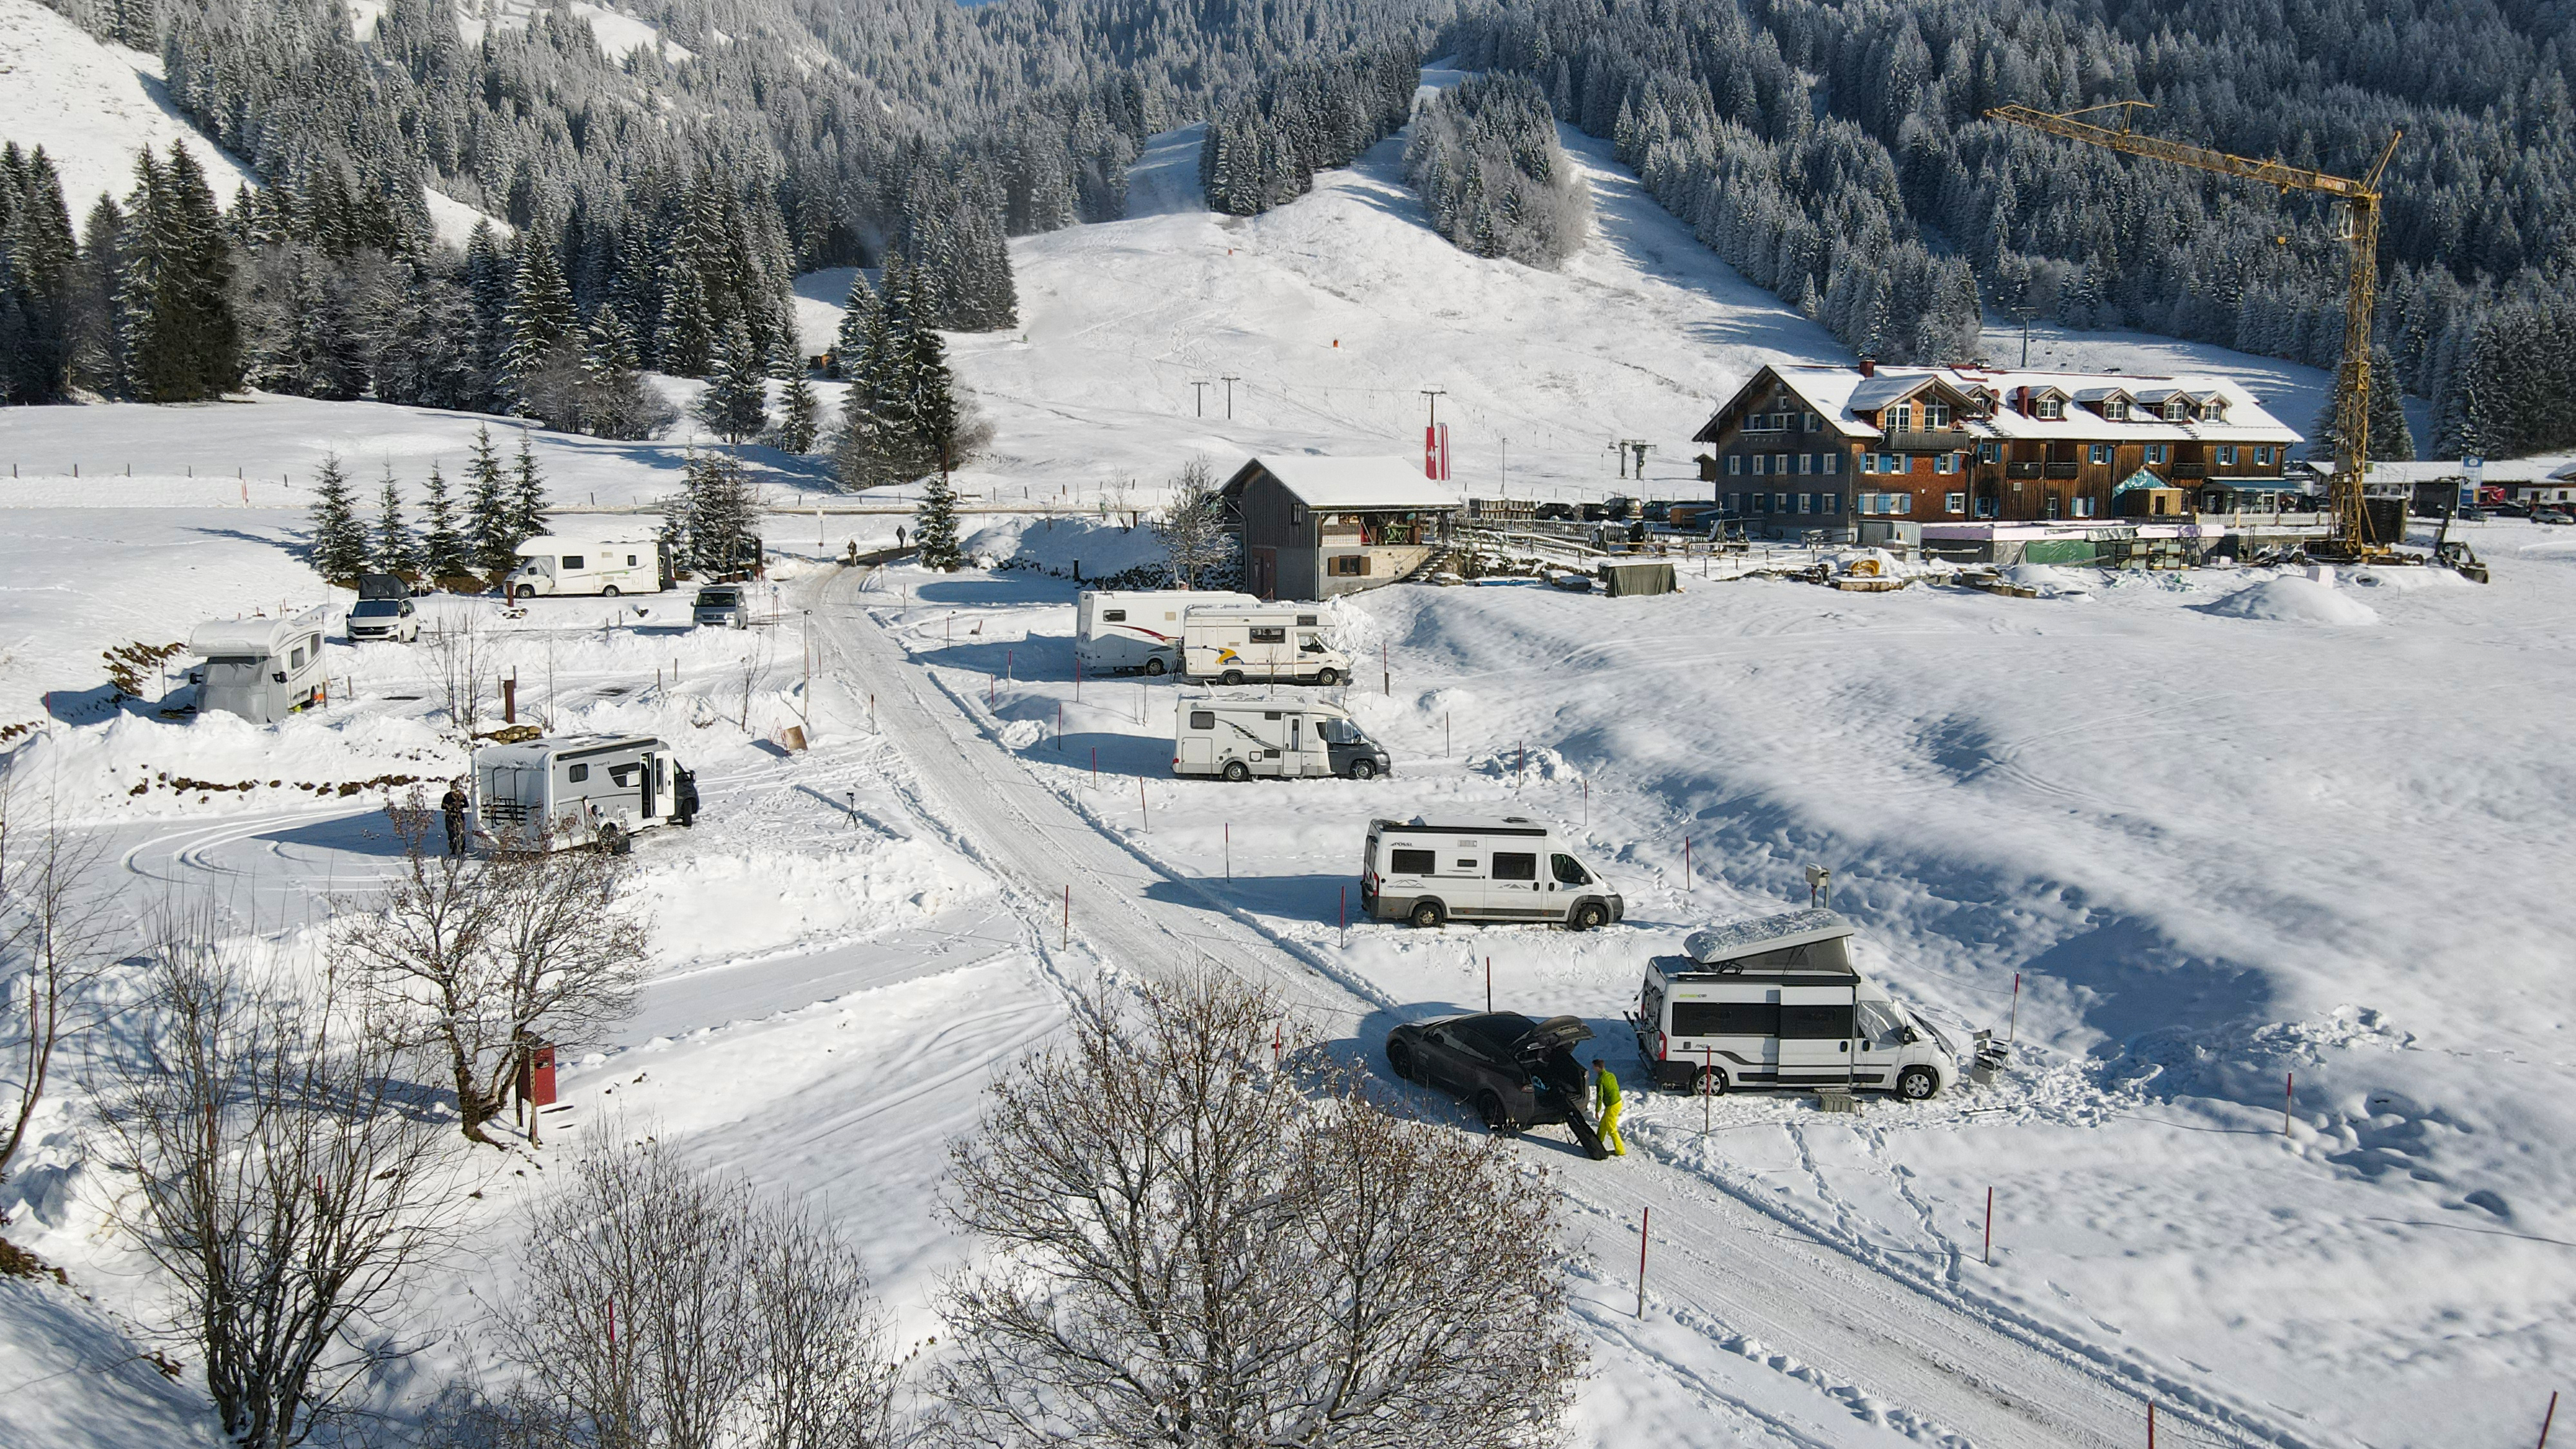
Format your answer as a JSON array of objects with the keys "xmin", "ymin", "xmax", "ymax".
[{"xmin": 1681, "ymin": 909, "xmax": 1855, "ymax": 968}]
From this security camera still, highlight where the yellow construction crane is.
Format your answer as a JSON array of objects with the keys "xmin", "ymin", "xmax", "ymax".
[{"xmin": 1984, "ymin": 102, "xmax": 2403, "ymax": 554}]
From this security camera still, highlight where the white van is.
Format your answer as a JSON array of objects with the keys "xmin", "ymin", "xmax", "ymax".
[
  {"xmin": 473, "ymin": 734, "xmax": 699, "ymax": 851},
  {"xmin": 187, "ymin": 607, "xmax": 329, "ymax": 724},
  {"xmin": 1182, "ymin": 606, "xmax": 1352, "ymax": 685},
  {"xmin": 1629, "ymin": 909, "xmax": 1981, "ymax": 1101},
  {"xmin": 1360, "ymin": 816, "xmax": 1623, "ymax": 930},
  {"xmin": 1173, "ymin": 695, "xmax": 1392, "ymax": 781},
  {"xmin": 1077, "ymin": 590, "xmax": 1258, "ymax": 676},
  {"xmin": 505, "ymin": 530, "xmax": 669, "ymax": 599}
]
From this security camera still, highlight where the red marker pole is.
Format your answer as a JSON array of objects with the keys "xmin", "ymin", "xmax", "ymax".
[
  {"xmin": 2147, "ymin": 1403, "xmax": 2157, "ymax": 1449},
  {"xmin": 2284, "ymin": 1072, "xmax": 2295, "ymax": 1135},
  {"xmin": 1684, "ymin": 835, "xmax": 1692, "ymax": 895},
  {"xmin": 1703, "ymin": 1045, "xmax": 1713, "ymax": 1135},
  {"xmin": 1485, "ymin": 956, "xmax": 1492, "ymax": 1013},
  {"xmin": 1339, "ymin": 886, "xmax": 1347, "ymax": 947},
  {"xmin": 1636, "ymin": 1206, "xmax": 1650, "ymax": 1319},
  {"xmin": 1139, "ymin": 776, "xmax": 1148, "ymax": 831},
  {"xmin": 1225, "ymin": 823, "xmax": 1231, "ymax": 882},
  {"xmin": 1056, "ymin": 701, "xmax": 1063, "ymax": 748},
  {"xmin": 1091, "ymin": 746, "xmax": 1098, "ymax": 786},
  {"xmin": 2007, "ymin": 971, "xmax": 2022, "ymax": 1044},
  {"xmin": 1984, "ymin": 1186, "xmax": 1994, "ymax": 1265},
  {"xmin": 2537, "ymin": 1390, "xmax": 2557, "ymax": 1448},
  {"xmin": 1062, "ymin": 886, "xmax": 1070, "ymax": 949}
]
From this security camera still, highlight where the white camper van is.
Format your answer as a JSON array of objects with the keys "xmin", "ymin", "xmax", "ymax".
[
  {"xmin": 473, "ymin": 735, "xmax": 699, "ymax": 851},
  {"xmin": 187, "ymin": 607, "xmax": 329, "ymax": 724},
  {"xmin": 1076, "ymin": 590, "xmax": 1258, "ymax": 676},
  {"xmin": 1173, "ymin": 695, "xmax": 1392, "ymax": 781},
  {"xmin": 1629, "ymin": 909, "xmax": 1980, "ymax": 1101},
  {"xmin": 505, "ymin": 530, "xmax": 669, "ymax": 599},
  {"xmin": 1182, "ymin": 606, "xmax": 1352, "ymax": 685},
  {"xmin": 1360, "ymin": 816, "xmax": 1624, "ymax": 930}
]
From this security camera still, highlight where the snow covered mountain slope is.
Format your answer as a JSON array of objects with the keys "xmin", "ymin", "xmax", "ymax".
[
  {"xmin": 946, "ymin": 84, "xmax": 1850, "ymax": 498},
  {"xmin": 0, "ymin": 0, "xmax": 258, "ymax": 216}
]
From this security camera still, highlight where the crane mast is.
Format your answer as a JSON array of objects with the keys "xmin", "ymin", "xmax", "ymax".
[{"xmin": 1984, "ymin": 104, "xmax": 2403, "ymax": 553}]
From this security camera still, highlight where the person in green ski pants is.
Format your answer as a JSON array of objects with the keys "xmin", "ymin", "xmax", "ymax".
[{"xmin": 1592, "ymin": 1058, "xmax": 1626, "ymax": 1157}]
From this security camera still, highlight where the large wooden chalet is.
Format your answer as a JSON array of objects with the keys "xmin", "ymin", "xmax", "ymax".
[{"xmin": 1691, "ymin": 362, "xmax": 2304, "ymax": 539}]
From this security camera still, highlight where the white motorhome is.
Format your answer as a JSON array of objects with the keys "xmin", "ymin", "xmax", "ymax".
[
  {"xmin": 1182, "ymin": 605, "xmax": 1351, "ymax": 685},
  {"xmin": 187, "ymin": 607, "xmax": 329, "ymax": 724},
  {"xmin": 505, "ymin": 529, "xmax": 670, "ymax": 599},
  {"xmin": 473, "ymin": 734, "xmax": 699, "ymax": 851},
  {"xmin": 1629, "ymin": 909, "xmax": 1982, "ymax": 1101},
  {"xmin": 1173, "ymin": 694, "xmax": 1392, "ymax": 781},
  {"xmin": 1359, "ymin": 816, "xmax": 1624, "ymax": 930},
  {"xmin": 1075, "ymin": 590, "xmax": 1258, "ymax": 676}
]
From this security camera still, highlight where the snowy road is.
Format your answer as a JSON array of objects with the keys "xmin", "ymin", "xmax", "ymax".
[{"xmin": 806, "ymin": 565, "xmax": 2307, "ymax": 1449}]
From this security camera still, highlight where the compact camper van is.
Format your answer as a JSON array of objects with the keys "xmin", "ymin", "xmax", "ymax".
[
  {"xmin": 505, "ymin": 530, "xmax": 670, "ymax": 599},
  {"xmin": 473, "ymin": 735, "xmax": 699, "ymax": 851},
  {"xmin": 1630, "ymin": 909, "xmax": 1979, "ymax": 1101},
  {"xmin": 1075, "ymin": 590, "xmax": 1259, "ymax": 676},
  {"xmin": 187, "ymin": 607, "xmax": 329, "ymax": 723},
  {"xmin": 1359, "ymin": 816, "xmax": 1623, "ymax": 930},
  {"xmin": 1173, "ymin": 695, "xmax": 1391, "ymax": 781},
  {"xmin": 1181, "ymin": 606, "xmax": 1351, "ymax": 685}
]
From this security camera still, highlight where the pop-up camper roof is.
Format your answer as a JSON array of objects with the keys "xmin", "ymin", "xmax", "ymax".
[
  {"xmin": 190, "ymin": 607, "xmax": 327, "ymax": 660},
  {"xmin": 1665, "ymin": 909, "xmax": 1859, "ymax": 979}
]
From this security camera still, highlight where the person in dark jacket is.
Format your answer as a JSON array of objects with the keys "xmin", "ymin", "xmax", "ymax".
[{"xmin": 440, "ymin": 781, "xmax": 469, "ymax": 856}]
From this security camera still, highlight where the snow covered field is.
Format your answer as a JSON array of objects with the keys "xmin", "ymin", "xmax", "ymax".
[{"xmin": 5, "ymin": 86, "xmax": 2575, "ymax": 1449}]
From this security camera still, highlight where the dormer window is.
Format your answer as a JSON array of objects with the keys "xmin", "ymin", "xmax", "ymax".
[
  {"xmin": 2103, "ymin": 399, "xmax": 2128, "ymax": 421},
  {"xmin": 1925, "ymin": 401, "xmax": 1951, "ymax": 428},
  {"xmin": 2202, "ymin": 399, "xmax": 2228, "ymax": 422},
  {"xmin": 2035, "ymin": 396, "xmax": 2065, "ymax": 420},
  {"xmin": 2163, "ymin": 399, "xmax": 2189, "ymax": 420}
]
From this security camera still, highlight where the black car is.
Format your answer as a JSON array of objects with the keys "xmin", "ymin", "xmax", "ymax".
[
  {"xmin": 1535, "ymin": 502, "xmax": 1577, "ymax": 522},
  {"xmin": 1385, "ymin": 1012, "xmax": 1604, "ymax": 1155}
]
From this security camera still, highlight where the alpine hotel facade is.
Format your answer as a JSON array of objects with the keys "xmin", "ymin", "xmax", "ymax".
[{"xmin": 1692, "ymin": 361, "xmax": 2305, "ymax": 538}]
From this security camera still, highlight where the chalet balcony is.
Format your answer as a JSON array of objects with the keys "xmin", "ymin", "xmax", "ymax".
[
  {"xmin": 1882, "ymin": 431, "xmax": 1962, "ymax": 453},
  {"xmin": 2003, "ymin": 462, "xmax": 2046, "ymax": 480},
  {"xmin": 2045, "ymin": 462, "xmax": 2081, "ymax": 479}
]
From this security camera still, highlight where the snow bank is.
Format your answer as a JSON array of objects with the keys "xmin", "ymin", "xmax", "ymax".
[
  {"xmin": 2002, "ymin": 562, "xmax": 2092, "ymax": 598},
  {"xmin": 963, "ymin": 514, "xmax": 1166, "ymax": 580},
  {"xmin": 2199, "ymin": 574, "xmax": 2381, "ymax": 625}
]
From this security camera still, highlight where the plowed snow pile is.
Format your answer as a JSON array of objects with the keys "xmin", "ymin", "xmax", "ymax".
[{"xmin": 2199, "ymin": 574, "xmax": 2381, "ymax": 625}]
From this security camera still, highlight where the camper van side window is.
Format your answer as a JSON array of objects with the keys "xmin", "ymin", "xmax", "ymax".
[
  {"xmin": 1249, "ymin": 626, "xmax": 1287, "ymax": 643},
  {"xmin": 1492, "ymin": 853, "xmax": 1538, "ymax": 881},
  {"xmin": 1673, "ymin": 1002, "xmax": 1779, "ymax": 1037},
  {"xmin": 568, "ymin": 764, "xmax": 589, "ymax": 782},
  {"xmin": 290, "ymin": 647, "xmax": 307, "ymax": 669},
  {"xmin": 1389, "ymin": 848, "xmax": 1436, "ymax": 875},
  {"xmin": 562, "ymin": 555, "xmax": 585, "ymax": 570},
  {"xmin": 1104, "ymin": 610, "xmax": 1127, "ymax": 622},
  {"xmin": 1189, "ymin": 711, "xmax": 1215, "ymax": 730},
  {"xmin": 1780, "ymin": 1004, "xmax": 1855, "ymax": 1039},
  {"xmin": 1549, "ymin": 855, "xmax": 1592, "ymax": 886}
]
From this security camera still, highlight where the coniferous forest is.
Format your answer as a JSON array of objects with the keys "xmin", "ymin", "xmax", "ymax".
[
  {"xmin": 1403, "ymin": 73, "xmax": 1589, "ymax": 269},
  {"xmin": 1, "ymin": 0, "xmax": 2573, "ymax": 459}
]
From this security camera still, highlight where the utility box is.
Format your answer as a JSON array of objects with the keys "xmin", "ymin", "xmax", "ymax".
[{"xmin": 518, "ymin": 1043, "xmax": 558, "ymax": 1108}]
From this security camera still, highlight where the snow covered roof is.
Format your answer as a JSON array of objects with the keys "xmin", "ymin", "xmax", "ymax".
[
  {"xmin": 1710, "ymin": 365, "xmax": 2302, "ymax": 447},
  {"xmin": 1681, "ymin": 908, "xmax": 1853, "ymax": 965},
  {"xmin": 190, "ymin": 607, "xmax": 327, "ymax": 659},
  {"xmin": 2305, "ymin": 458, "xmax": 2571, "ymax": 485},
  {"xmin": 1231, "ymin": 456, "xmax": 1463, "ymax": 511}
]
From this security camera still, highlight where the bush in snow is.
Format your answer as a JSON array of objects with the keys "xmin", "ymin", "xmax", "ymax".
[
  {"xmin": 1405, "ymin": 75, "xmax": 1590, "ymax": 269},
  {"xmin": 1153, "ymin": 457, "xmax": 1237, "ymax": 588}
]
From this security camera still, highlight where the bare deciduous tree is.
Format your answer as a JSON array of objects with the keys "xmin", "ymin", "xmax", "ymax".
[
  {"xmin": 435, "ymin": 1135, "xmax": 897, "ymax": 1449},
  {"xmin": 336, "ymin": 804, "xmax": 650, "ymax": 1145},
  {"xmin": 1153, "ymin": 458, "xmax": 1233, "ymax": 589},
  {"xmin": 0, "ymin": 782, "xmax": 118, "ymax": 1182},
  {"xmin": 735, "ymin": 630, "xmax": 775, "ymax": 732},
  {"xmin": 98, "ymin": 914, "xmax": 460, "ymax": 1449},
  {"xmin": 426, "ymin": 607, "xmax": 495, "ymax": 755},
  {"xmin": 929, "ymin": 972, "xmax": 1584, "ymax": 1448}
]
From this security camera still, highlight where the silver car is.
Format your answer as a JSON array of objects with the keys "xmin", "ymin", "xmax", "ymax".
[
  {"xmin": 346, "ymin": 598, "xmax": 419, "ymax": 642},
  {"xmin": 692, "ymin": 585, "xmax": 748, "ymax": 629}
]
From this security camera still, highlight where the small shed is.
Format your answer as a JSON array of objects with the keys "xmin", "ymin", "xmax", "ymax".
[
  {"xmin": 1222, "ymin": 457, "xmax": 1463, "ymax": 600},
  {"xmin": 2112, "ymin": 469, "xmax": 2188, "ymax": 518}
]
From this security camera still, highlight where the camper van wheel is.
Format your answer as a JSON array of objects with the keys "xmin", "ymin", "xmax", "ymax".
[
  {"xmin": 1692, "ymin": 1064, "xmax": 1730, "ymax": 1096},
  {"xmin": 511, "ymin": 583, "xmax": 531, "ymax": 601},
  {"xmin": 1345, "ymin": 759, "xmax": 1377, "ymax": 781},
  {"xmin": 1314, "ymin": 667, "xmax": 1340, "ymax": 686},
  {"xmin": 1221, "ymin": 760, "xmax": 1251, "ymax": 782},
  {"xmin": 602, "ymin": 585, "xmax": 620, "ymax": 598},
  {"xmin": 1220, "ymin": 669, "xmax": 1245, "ymax": 686},
  {"xmin": 1475, "ymin": 1091, "xmax": 1519, "ymax": 1137},
  {"xmin": 1144, "ymin": 658, "xmax": 1166, "ymax": 676},
  {"xmin": 1569, "ymin": 901, "xmax": 1609, "ymax": 931},
  {"xmin": 1385, "ymin": 1040, "xmax": 1416, "ymax": 1083},
  {"xmin": 1894, "ymin": 1066, "xmax": 1938, "ymax": 1102},
  {"xmin": 1407, "ymin": 899, "xmax": 1446, "ymax": 929}
]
